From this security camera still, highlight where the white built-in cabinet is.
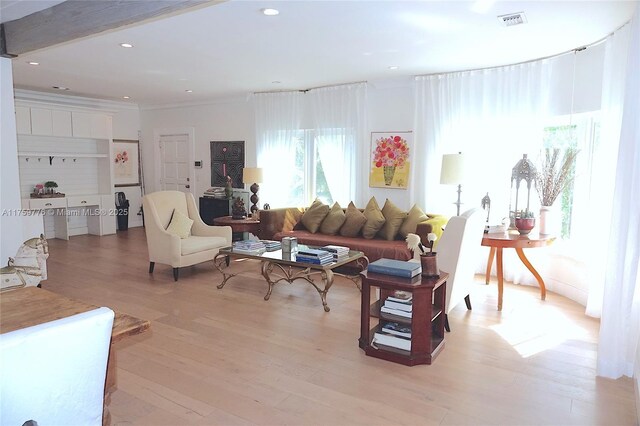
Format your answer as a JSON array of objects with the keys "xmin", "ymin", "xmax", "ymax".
[{"xmin": 16, "ymin": 103, "xmax": 117, "ymax": 240}]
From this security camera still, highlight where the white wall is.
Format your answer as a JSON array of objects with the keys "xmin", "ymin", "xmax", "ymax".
[{"xmin": 1, "ymin": 58, "xmax": 25, "ymax": 261}]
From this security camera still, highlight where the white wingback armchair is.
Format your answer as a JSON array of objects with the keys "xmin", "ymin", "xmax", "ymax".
[
  {"xmin": 0, "ymin": 307, "xmax": 114, "ymax": 426},
  {"xmin": 142, "ymin": 191, "xmax": 232, "ymax": 281},
  {"xmin": 436, "ymin": 208, "xmax": 486, "ymax": 331}
]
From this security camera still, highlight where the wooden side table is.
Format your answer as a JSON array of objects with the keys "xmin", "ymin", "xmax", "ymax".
[
  {"xmin": 359, "ymin": 271, "xmax": 447, "ymax": 366},
  {"xmin": 213, "ymin": 215, "xmax": 260, "ymax": 241},
  {"xmin": 482, "ymin": 231, "xmax": 555, "ymax": 311}
]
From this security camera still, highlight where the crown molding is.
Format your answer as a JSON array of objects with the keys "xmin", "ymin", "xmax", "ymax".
[
  {"xmin": 138, "ymin": 94, "xmax": 250, "ymax": 111},
  {"xmin": 13, "ymin": 89, "xmax": 139, "ymax": 113}
]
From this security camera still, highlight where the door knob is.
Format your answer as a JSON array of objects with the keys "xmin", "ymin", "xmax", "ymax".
[{"xmin": 185, "ymin": 185, "xmax": 190, "ymax": 189}]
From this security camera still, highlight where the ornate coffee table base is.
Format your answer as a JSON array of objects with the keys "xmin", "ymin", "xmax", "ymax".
[{"xmin": 214, "ymin": 252, "xmax": 368, "ymax": 311}]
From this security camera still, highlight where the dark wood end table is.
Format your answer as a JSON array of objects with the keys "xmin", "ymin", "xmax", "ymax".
[{"xmin": 213, "ymin": 215, "xmax": 260, "ymax": 240}]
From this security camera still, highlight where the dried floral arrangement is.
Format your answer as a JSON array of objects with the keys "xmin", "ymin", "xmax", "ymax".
[{"xmin": 535, "ymin": 148, "xmax": 578, "ymax": 207}]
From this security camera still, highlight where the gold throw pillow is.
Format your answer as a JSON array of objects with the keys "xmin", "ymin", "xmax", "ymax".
[
  {"xmin": 320, "ymin": 202, "xmax": 346, "ymax": 235},
  {"xmin": 377, "ymin": 199, "xmax": 408, "ymax": 241},
  {"xmin": 398, "ymin": 204, "xmax": 429, "ymax": 238},
  {"xmin": 339, "ymin": 202, "xmax": 367, "ymax": 237},
  {"xmin": 300, "ymin": 199, "xmax": 330, "ymax": 233},
  {"xmin": 362, "ymin": 197, "xmax": 386, "ymax": 239}
]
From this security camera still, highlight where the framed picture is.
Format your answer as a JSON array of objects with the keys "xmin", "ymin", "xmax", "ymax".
[
  {"xmin": 113, "ymin": 139, "xmax": 141, "ymax": 187},
  {"xmin": 210, "ymin": 141, "xmax": 245, "ymax": 188},
  {"xmin": 369, "ymin": 131, "xmax": 413, "ymax": 189}
]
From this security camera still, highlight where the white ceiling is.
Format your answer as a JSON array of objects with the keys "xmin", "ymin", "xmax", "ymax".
[{"xmin": 8, "ymin": 0, "xmax": 637, "ymax": 106}]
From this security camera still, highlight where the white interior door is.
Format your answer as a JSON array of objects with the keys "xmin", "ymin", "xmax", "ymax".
[{"xmin": 157, "ymin": 131, "xmax": 193, "ymax": 194}]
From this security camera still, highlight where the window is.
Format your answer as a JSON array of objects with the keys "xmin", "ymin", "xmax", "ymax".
[
  {"xmin": 542, "ymin": 112, "xmax": 600, "ymax": 240},
  {"xmin": 289, "ymin": 129, "xmax": 336, "ymax": 206}
]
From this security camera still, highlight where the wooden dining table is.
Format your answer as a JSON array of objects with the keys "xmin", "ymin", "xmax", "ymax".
[
  {"xmin": 0, "ymin": 287, "xmax": 150, "ymax": 426},
  {"xmin": 482, "ymin": 231, "xmax": 555, "ymax": 311}
]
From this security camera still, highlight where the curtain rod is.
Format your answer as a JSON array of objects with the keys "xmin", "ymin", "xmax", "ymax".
[
  {"xmin": 252, "ymin": 80, "xmax": 367, "ymax": 95},
  {"xmin": 415, "ymin": 19, "xmax": 631, "ymax": 78}
]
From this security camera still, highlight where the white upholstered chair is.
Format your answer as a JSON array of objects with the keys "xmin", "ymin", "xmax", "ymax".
[
  {"xmin": 142, "ymin": 191, "xmax": 232, "ymax": 281},
  {"xmin": 436, "ymin": 208, "xmax": 486, "ymax": 331},
  {"xmin": 0, "ymin": 307, "xmax": 114, "ymax": 426}
]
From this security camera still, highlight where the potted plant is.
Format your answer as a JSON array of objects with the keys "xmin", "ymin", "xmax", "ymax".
[
  {"xmin": 535, "ymin": 148, "xmax": 578, "ymax": 234},
  {"xmin": 44, "ymin": 181, "xmax": 58, "ymax": 194},
  {"xmin": 515, "ymin": 210, "xmax": 535, "ymax": 235},
  {"xmin": 406, "ymin": 233, "xmax": 439, "ymax": 277}
]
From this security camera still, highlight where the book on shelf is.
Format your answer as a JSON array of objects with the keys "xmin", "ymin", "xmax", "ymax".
[
  {"xmin": 367, "ymin": 258, "xmax": 421, "ymax": 278},
  {"xmin": 381, "ymin": 322, "xmax": 412, "ymax": 339},
  {"xmin": 386, "ymin": 290, "xmax": 412, "ymax": 304},
  {"xmin": 372, "ymin": 331, "xmax": 411, "ymax": 351},
  {"xmin": 380, "ymin": 305, "xmax": 412, "ymax": 319},
  {"xmin": 384, "ymin": 298, "xmax": 412, "ymax": 312}
]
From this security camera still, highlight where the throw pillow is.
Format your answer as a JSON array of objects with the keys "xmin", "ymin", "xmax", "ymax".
[
  {"xmin": 377, "ymin": 199, "xmax": 408, "ymax": 241},
  {"xmin": 166, "ymin": 209, "xmax": 193, "ymax": 239},
  {"xmin": 300, "ymin": 199, "xmax": 330, "ymax": 233},
  {"xmin": 340, "ymin": 202, "xmax": 367, "ymax": 237},
  {"xmin": 320, "ymin": 202, "xmax": 346, "ymax": 235},
  {"xmin": 362, "ymin": 197, "xmax": 386, "ymax": 239},
  {"xmin": 398, "ymin": 204, "xmax": 429, "ymax": 238}
]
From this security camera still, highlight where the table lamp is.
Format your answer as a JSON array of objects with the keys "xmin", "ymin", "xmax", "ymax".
[
  {"xmin": 242, "ymin": 167, "xmax": 264, "ymax": 215},
  {"xmin": 440, "ymin": 152, "xmax": 467, "ymax": 216}
]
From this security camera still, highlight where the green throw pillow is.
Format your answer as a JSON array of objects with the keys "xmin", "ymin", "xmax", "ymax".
[
  {"xmin": 339, "ymin": 202, "xmax": 367, "ymax": 237},
  {"xmin": 166, "ymin": 209, "xmax": 193, "ymax": 239},
  {"xmin": 320, "ymin": 202, "xmax": 346, "ymax": 235},
  {"xmin": 377, "ymin": 199, "xmax": 408, "ymax": 241},
  {"xmin": 398, "ymin": 204, "xmax": 429, "ymax": 238},
  {"xmin": 362, "ymin": 197, "xmax": 386, "ymax": 239},
  {"xmin": 300, "ymin": 199, "xmax": 330, "ymax": 233}
]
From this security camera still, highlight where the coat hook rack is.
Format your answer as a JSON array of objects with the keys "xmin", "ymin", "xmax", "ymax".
[
  {"xmin": 73, "ymin": 158, "xmax": 77, "ymax": 163},
  {"xmin": 62, "ymin": 158, "xmax": 66, "ymax": 162},
  {"xmin": 25, "ymin": 157, "xmax": 29, "ymax": 162}
]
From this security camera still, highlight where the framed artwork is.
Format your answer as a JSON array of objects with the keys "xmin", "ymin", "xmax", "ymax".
[
  {"xmin": 210, "ymin": 141, "xmax": 245, "ymax": 188},
  {"xmin": 113, "ymin": 139, "xmax": 141, "ymax": 187},
  {"xmin": 369, "ymin": 131, "xmax": 412, "ymax": 189}
]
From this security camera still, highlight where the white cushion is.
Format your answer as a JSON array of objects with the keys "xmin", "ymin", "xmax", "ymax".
[
  {"xmin": 166, "ymin": 209, "xmax": 193, "ymax": 239},
  {"xmin": 181, "ymin": 236, "xmax": 228, "ymax": 255}
]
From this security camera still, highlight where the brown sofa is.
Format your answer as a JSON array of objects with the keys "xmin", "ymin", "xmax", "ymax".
[{"xmin": 259, "ymin": 207, "xmax": 448, "ymax": 262}]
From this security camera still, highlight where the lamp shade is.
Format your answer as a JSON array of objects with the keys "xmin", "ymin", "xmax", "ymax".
[
  {"xmin": 440, "ymin": 153, "xmax": 466, "ymax": 185},
  {"xmin": 242, "ymin": 167, "xmax": 263, "ymax": 184}
]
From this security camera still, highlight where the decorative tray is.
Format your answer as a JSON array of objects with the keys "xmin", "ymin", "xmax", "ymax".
[{"xmin": 30, "ymin": 193, "xmax": 66, "ymax": 198}]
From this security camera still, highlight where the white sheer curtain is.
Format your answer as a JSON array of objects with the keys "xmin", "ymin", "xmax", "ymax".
[
  {"xmin": 584, "ymin": 22, "xmax": 632, "ymax": 317},
  {"xmin": 414, "ymin": 62, "xmax": 552, "ymax": 284},
  {"xmin": 308, "ymin": 83, "xmax": 367, "ymax": 206},
  {"xmin": 254, "ymin": 91, "xmax": 302, "ymax": 207},
  {"xmin": 596, "ymin": 6, "xmax": 640, "ymax": 379}
]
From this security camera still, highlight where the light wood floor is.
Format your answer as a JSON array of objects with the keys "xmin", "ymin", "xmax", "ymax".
[{"xmin": 42, "ymin": 228, "xmax": 637, "ymax": 425}]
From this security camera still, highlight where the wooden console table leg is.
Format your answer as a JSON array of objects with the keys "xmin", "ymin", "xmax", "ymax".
[
  {"xmin": 496, "ymin": 247, "xmax": 504, "ymax": 311},
  {"xmin": 485, "ymin": 247, "xmax": 496, "ymax": 285},
  {"xmin": 515, "ymin": 248, "xmax": 546, "ymax": 301}
]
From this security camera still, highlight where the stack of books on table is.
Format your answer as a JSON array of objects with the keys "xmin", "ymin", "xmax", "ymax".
[
  {"xmin": 203, "ymin": 187, "xmax": 226, "ymax": 198},
  {"xmin": 232, "ymin": 240, "xmax": 266, "ymax": 255},
  {"xmin": 260, "ymin": 240, "xmax": 282, "ymax": 251},
  {"xmin": 372, "ymin": 291, "xmax": 413, "ymax": 351},
  {"xmin": 367, "ymin": 258, "xmax": 421, "ymax": 278},
  {"xmin": 320, "ymin": 245, "xmax": 350, "ymax": 262},
  {"xmin": 295, "ymin": 248, "xmax": 334, "ymax": 265}
]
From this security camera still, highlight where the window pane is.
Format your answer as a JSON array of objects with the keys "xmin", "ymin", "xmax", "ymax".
[{"xmin": 315, "ymin": 145, "xmax": 333, "ymax": 205}]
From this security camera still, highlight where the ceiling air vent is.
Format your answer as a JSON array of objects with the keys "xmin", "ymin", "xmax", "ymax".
[{"xmin": 498, "ymin": 12, "xmax": 527, "ymax": 27}]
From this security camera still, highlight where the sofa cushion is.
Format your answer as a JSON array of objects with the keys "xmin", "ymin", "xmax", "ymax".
[
  {"xmin": 181, "ymin": 236, "xmax": 228, "ymax": 255},
  {"xmin": 340, "ymin": 202, "xmax": 367, "ymax": 237},
  {"xmin": 377, "ymin": 199, "xmax": 408, "ymax": 241},
  {"xmin": 166, "ymin": 209, "xmax": 193, "ymax": 239},
  {"xmin": 274, "ymin": 230, "xmax": 412, "ymax": 263},
  {"xmin": 300, "ymin": 200, "xmax": 330, "ymax": 233},
  {"xmin": 399, "ymin": 204, "xmax": 429, "ymax": 238},
  {"xmin": 319, "ymin": 202, "xmax": 346, "ymax": 235},
  {"xmin": 362, "ymin": 197, "xmax": 386, "ymax": 239}
]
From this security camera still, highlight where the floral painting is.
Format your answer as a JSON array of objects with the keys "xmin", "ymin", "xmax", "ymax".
[
  {"xmin": 369, "ymin": 132, "xmax": 412, "ymax": 189},
  {"xmin": 113, "ymin": 140, "xmax": 140, "ymax": 187}
]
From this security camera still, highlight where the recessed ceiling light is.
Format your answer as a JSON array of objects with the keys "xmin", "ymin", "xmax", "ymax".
[
  {"xmin": 52, "ymin": 86, "xmax": 69, "ymax": 90},
  {"xmin": 123, "ymin": 96, "xmax": 130, "ymax": 99},
  {"xmin": 262, "ymin": 8, "xmax": 279, "ymax": 16},
  {"xmin": 388, "ymin": 66, "xmax": 399, "ymax": 70},
  {"xmin": 185, "ymin": 89, "xmax": 193, "ymax": 93},
  {"xmin": 119, "ymin": 43, "xmax": 134, "ymax": 48},
  {"xmin": 27, "ymin": 61, "xmax": 39, "ymax": 65},
  {"xmin": 272, "ymin": 81, "xmax": 281, "ymax": 84}
]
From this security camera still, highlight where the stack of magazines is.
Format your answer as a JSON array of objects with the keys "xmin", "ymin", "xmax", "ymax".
[
  {"xmin": 232, "ymin": 240, "xmax": 266, "ymax": 255},
  {"xmin": 203, "ymin": 187, "xmax": 226, "ymax": 198},
  {"xmin": 321, "ymin": 245, "xmax": 350, "ymax": 262},
  {"xmin": 260, "ymin": 240, "xmax": 281, "ymax": 251},
  {"xmin": 295, "ymin": 248, "xmax": 334, "ymax": 265},
  {"xmin": 372, "ymin": 291, "xmax": 413, "ymax": 351},
  {"xmin": 379, "ymin": 291, "xmax": 413, "ymax": 320}
]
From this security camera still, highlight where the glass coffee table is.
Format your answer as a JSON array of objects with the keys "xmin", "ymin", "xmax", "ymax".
[{"xmin": 213, "ymin": 245, "xmax": 369, "ymax": 312}]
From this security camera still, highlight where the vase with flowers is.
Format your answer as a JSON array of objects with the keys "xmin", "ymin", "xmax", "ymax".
[
  {"xmin": 406, "ymin": 232, "xmax": 439, "ymax": 278},
  {"xmin": 535, "ymin": 148, "xmax": 578, "ymax": 235},
  {"xmin": 373, "ymin": 135, "xmax": 409, "ymax": 186}
]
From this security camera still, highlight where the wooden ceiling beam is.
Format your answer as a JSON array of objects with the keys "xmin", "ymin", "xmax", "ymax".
[{"xmin": 1, "ymin": 0, "xmax": 217, "ymax": 58}]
